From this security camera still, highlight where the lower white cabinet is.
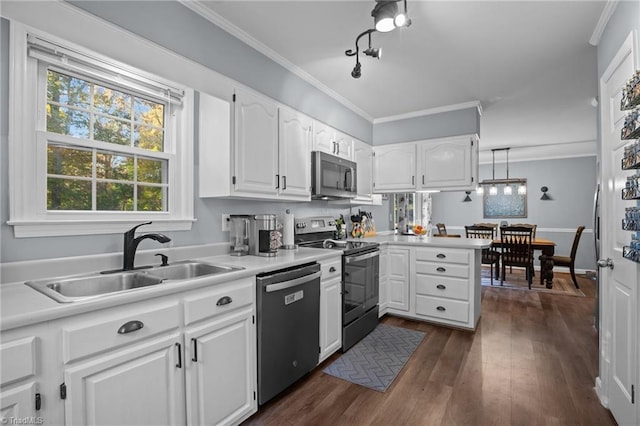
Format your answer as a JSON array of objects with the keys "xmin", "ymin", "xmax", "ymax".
[
  {"xmin": 383, "ymin": 244, "xmax": 482, "ymax": 330},
  {"xmin": 387, "ymin": 248, "xmax": 411, "ymax": 312},
  {"xmin": 53, "ymin": 277, "xmax": 257, "ymax": 426},
  {"xmin": 0, "ymin": 381, "xmax": 38, "ymax": 423},
  {"xmin": 63, "ymin": 333, "xmax": 185, "ymax": 426},
  {"xmin": 319, "ymin": 257, "xmax": 342, "ymax": 363},
  {"xmin": 185, "ymin": 307, "xmax": 256, "ymax": 426},
  {"xmin": 378, "ymin": 246, "xmax": 389, "ymax": 316}
]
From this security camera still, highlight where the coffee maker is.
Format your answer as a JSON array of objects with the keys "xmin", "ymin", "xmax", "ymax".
[
  {"xmin": 249, "ymin": 214, "xmax": 278, "ymax": 257},
  {"xmin": 229, "ymin": 215, "xmax": 250, "ymax": 256}
]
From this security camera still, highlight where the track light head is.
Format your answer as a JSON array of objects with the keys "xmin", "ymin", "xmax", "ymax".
[
  {"xmin": 372, "ymin": 1, "xmax": 398, "ymax": 32},
  {"xmin": 364, "ymin": 47, "xmax": 382, "ymax": 59},
  {"xmin": 351, "ymin": 62, "xmax": 362, "ymax": 78}
]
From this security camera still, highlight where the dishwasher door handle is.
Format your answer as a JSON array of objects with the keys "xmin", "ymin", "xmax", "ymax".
[{"xmin": 264, "ymin": 271, "xmax": 321, "ymax": 293}]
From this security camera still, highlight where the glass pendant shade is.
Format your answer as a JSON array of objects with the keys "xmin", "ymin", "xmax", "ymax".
[
  {"xmin": 476, "ymin": 186, "xmax": 484, "ymax": 195},
  {"xmin": 503, "ymin": 185, "xmax": 512, "ymax": 195},
  {"xmin": 518, "ymin": 183, "xmax": 527, "ymax": 195},
  {"xmin": 489, "ymin": 185, "xmax": 498, "ymax": 196}
]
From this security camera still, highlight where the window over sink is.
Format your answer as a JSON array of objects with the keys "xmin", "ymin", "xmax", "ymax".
[{"xmin": 7, "ymin": 23, "xmax": 195, "ymax": 237}]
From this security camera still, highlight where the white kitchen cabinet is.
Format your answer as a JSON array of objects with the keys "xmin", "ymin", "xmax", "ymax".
[
  {"xmin": 278, "ymin": 106, "xmax": 312, "ymax": 198},
  {"xmin": 319, "ymin": 257, "xmax": 342, "ymax": 363},
  {"xmin": 0, "ymin": 336, "xmax": 39, "ymax": 422},
  {"xmin": 372, "ymin": 134, "xmax": 479, "ymax": 193},
  {"xmin": 373, "ymin": 143, "xmax": 417, "ymax": 192},
  {"xmin": 63, "ymin": 333, "xmax": 185, "ymax": 426},
  {"xmin": 387, "ymin": 247, "xmax": 411, "ymax": 312},
  {"xmin": 418, "ymin": 134, "xmax": 478, "ymax": 190},
  {"xmin": 328, "ymin": 139, "xmax": 382, "ymax": 206},
  {"xmin": 233, "ymin": 88, "xmax": 279, "ymax": 197},
  {"xmin": 183, "ymin": 278, "xmax": 256, "ymax": 426},
  {"xmin": 378, "ymin": 246, "xmax": 389, "ymax": 316},
  {"xmin": 199, "ymin": 89, "xmax": 311, "ymax": 201},
  {"xmin": 313, "ymin": 120, "xmax": 353, "ymax": 160}
]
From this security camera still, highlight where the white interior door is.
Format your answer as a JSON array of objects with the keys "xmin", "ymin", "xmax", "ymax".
[{"xmin": 598, "ymin": 30, "xmax": 638, "ymax": 426}]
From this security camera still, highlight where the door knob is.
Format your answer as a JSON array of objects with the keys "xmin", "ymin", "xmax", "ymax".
[{"xmin": 597, "ymin": 258, "xmax": 614, "ymax": 269}]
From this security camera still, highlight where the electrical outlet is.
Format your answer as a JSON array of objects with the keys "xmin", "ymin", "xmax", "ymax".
[{"xmin": 221, "ymin": 214, "xmax": 230, "ymax": 232}]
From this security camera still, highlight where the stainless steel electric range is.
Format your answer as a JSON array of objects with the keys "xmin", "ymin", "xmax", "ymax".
[{"xmin": 294, "ymin": 216, "xmax": 380, "ymax": 351}]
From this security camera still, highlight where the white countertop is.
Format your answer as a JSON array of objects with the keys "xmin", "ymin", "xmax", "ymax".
[
  {"xmin": 0, "ymin": 247, "xmax": 339, "ymax": 331},
  {"xmin": 363, "ymin": 234, "xmax": 492, "ymax": 249},
  {"xmin": 0, "ymin": 236, "xmax": 490, "ymax": 331}
]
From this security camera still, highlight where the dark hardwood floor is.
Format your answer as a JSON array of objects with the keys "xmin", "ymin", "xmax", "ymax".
[{"xmin": 244, "ymin": 272, "xmax": 617, "ymax": 426}]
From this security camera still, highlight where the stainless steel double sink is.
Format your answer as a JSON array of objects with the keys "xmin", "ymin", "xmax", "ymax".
[{"xmin": 25, "ymin": 261, "xmax": 244, "ymax": 303}]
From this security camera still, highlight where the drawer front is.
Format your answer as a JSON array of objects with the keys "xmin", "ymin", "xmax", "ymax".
[
  {"xmin": 0, "ymin": 337, "xmax": 36, "ymax": 385},
  {"xmin": 415, "ymin": 247, "xmax": 469, "ymax": 264},
  {"xmin": 415, "ymin": 274, "xmax": 469, "ymax": 300},
  {"xmin": 415, "ymin": 295, "xmax": 469, "ymax": 323},
  {"xmin": 320, "ymin": 258, "xmax": 342, "ymax": 282},
  {"xmin": 63, "ymin": 301, "xmax": 180, "ymax": 363},
  {"xmin": 415, "ymin": 261, "xmax": 469, "ymax": 279},
  {"xmin": 183, "ymin": 277, "xmax": 254, "ymax": 326}
]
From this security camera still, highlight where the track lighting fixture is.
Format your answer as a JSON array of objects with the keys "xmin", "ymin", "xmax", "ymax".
[{"xmin": 345, "ymin": 0, "xmax": 411, "ymax": 78}]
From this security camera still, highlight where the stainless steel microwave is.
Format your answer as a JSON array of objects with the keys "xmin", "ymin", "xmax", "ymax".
[{"xmin": 311, "ymin": 151, "xmax": 357, "ymax": 199}]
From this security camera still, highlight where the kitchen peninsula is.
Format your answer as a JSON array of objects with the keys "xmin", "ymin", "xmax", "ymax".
[{"xmin": 369, "ymin": 234, "xmax": 491, "ymax": 331}]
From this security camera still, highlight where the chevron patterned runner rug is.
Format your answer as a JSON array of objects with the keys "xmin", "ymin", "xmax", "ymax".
[{"xmin": 323, "ymin": 324, "xmax": 426, "ymax": 392}]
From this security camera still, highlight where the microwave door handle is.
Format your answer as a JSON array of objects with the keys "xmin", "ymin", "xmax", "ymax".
[{"xmin": 344, "ymin": 168, "xmax": 352, "ymax": 191}]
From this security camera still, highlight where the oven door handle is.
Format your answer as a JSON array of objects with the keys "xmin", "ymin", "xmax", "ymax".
[
  {"xmin": 345, "ymin": 250, "xmax": 379, "ymax": 264},
  {"xmin": 264, "ymin": 271, "xmax": 321, "ymax": 293}
]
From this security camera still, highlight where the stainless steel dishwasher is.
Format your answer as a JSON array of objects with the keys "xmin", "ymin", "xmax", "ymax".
[{"xmin": 256, "ymin": 262, "xmax": 321, "ymax": 405}]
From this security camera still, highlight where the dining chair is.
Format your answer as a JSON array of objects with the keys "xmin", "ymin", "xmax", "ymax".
[
  {"xmin": 435, "ymin": 223, "xmax": 447, "ymax": 236},
  {"xmin": 549, "ymin": 225, "xmax": 585, "ymax": 289},
  {"xmin": 500, "ymin": 226, "xmax": 534, "ymax": 288},
  {"xmin": 510, "ymin": 223, "xmax": 537, "ymax": 239},
  {"xmin": 465, "ymin": 225, "xmax": 501, "ymax": 285}
]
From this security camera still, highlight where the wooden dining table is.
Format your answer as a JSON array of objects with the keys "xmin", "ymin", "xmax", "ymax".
[{"xmin": 491, "ymin": 238, "xmax": 557, "ymax": 288}]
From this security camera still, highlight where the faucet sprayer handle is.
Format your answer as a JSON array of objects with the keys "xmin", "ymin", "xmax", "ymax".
[{"xmin": 155, "ymin": 253, "xmax": 169, "ymax": 266}]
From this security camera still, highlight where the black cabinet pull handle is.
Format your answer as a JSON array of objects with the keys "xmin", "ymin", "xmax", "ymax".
[
  {"xmin": 436, "ymin": 306, "xmax": 446, "ymax": 311},
  {"xmin": 175, "ymin": 342, "xmax": 182, "ymax": 368},
  {"xmin": 117, "ymin": 320, "xmax": 144, "ymax": 334},
  {"xmin": 216, "ymin": 296, "xmax": 232, "ymax": 306},
  {"xmin": 436, "ymin": 267, "xmax": 446, "ymax": 272},
  {"xmin": 35, "ymin": 392, "xmax": 41, "ymax": 411},
  {"xmin": 436, "ymin": 253, "xmax": 446, "ymax": 259},
  {"xmin": 275, "ymin": 174, "xmax": 280, "ymax": 189},
  {"xmin": 436, "ymin": 284, "xmax": 446, "ymax": 290},
  {"xmin": 422, "ymin": 175, "xmax": 425, "ymax": 185},
  {"xmin": 191, "ymin": 338, "xmax": 198, "ymax": 362},
  {"xmin": 329, "ymin": 267, "xmax": 336, "ymax": 272},
  {"xmin": 282, "ymin": 175, "xmax": 287, "ymax": 190}
]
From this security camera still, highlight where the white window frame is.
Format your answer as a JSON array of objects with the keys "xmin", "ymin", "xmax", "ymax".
[{"xmin": 8, "ymin": 22, "xmax": 195, "ymax": 238}]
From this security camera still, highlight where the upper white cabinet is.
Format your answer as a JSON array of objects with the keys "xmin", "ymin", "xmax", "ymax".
[
  {"xmin": 418, "ymin": 135, "xmax": 478, "ymax": 190},
  {"xmin": 373, "ymin": 143, "xmax": 417, "ymax": 192},
  {"xmin": 278, "ymin": 107, "xmax": 313, "ymax": 198},
  {"xmin": 313, "ymin": 121, "xmax": 354, "ymax": 160},
  {"xmin": 198, "ymin": 89, "xmax": 311, "ymax": 201},
  {"xmin": 354, "ymin": 139, "xmax": 373, "ymax": 197},
  {"xmin": 373, "ymin": 134, "xmax": 479, "ymax": 193},
  {"xmin": 233, "ymin": 88, "xmax": 279, "ymax": 197}
]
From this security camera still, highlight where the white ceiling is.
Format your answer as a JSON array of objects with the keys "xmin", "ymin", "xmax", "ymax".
[{"xmin": 190, "ymin": 0, "xmax": 606, "ymax": 156}]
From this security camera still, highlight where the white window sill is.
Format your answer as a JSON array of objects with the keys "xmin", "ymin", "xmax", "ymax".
[{"xmin": 7, "ymin": 219, "xmax": 196, "ymax": 238}]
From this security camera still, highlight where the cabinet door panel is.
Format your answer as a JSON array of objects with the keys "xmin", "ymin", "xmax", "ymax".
[
  {"xmin": 312, "ymin": 121, "xmax": 335, "ymax": 154},
  {"xmin": 387, "ymin": 248, "xmax": 410, "ymax": 311},
  {"xmin": 373, "ymin": 144, "xmax": 416, "ymax": 192},
  {"xmin": 419, "ymin": 136, "xmax": 476, "ymax": 190},
  {"xmin": 234, "ymin": 89, "xmax": 278, "ymax": 196},
  {"xmin": 279, "ymin": 108, "xmax": 312, "ymax": 198},
  {"xmin": 320, "ymin": 278, "xmax": 342, "ymax": 362},
  {"xmin": 0, "ymin": 381, "xmax": 37, "ymax": 422},
  {"xmin": 64, "ymin": 334, "xmax": 184, "ymax": 426},
  {"xmin": 185, "ymin": 308, "xmax": 256, "ymax": 426},
  {"xmin": 354, "ymin": 140, "xmax": 373, "ymax": 196}
]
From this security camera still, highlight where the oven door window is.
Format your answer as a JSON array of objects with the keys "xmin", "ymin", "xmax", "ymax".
[{"xmin": 343, "ymin": 251, "xmax": 379, "ymax": 325}]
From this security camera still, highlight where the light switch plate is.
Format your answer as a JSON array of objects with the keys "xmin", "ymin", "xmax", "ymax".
[{"xmin": 221, "ymin": 214, "xmax": 230, "ymax": 231}]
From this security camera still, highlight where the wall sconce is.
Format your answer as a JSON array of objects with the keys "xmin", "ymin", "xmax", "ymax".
[
  {"xmin": 463, "ymin": 191, "xmax": 472, "ymax": 202},
  {"xmin": 540, "ymin": 186, "xmax": 552, "ymax": 200},
  {"xmin": 345, "ymin": 0, "xmax": 411, "ymax": 78}
]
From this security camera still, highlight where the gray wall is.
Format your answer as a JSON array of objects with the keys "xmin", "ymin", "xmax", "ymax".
[
  {"xmin": 373, "ymin": 107, "xmax": 480, "ymax": 145},
  {"xmin": 0, "ymin": 8, "xmax": 390, "ymax": 264},
  {"xmin": 431, "ymin": 156, "xmax": 597, "ymax": 270},
  {"xmin": 596, "ymin": 0, "xmax": 640, "ymax": 79}
]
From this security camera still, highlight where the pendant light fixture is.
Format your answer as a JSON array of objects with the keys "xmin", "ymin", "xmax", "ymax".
[
  {"xmin": 345, "ymin": 0, "xmax": 411, "ymax": 78},
  {"xmin": 479, "ymin": 148, "xmax": 527, "ymax": 196}
]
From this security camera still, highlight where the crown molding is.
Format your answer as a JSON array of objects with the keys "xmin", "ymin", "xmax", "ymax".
[
  {"xmin": 179, "ymin": 0, "xmax": 374, "ymax": 122},
  {"xmin": 590, "ymin": 0, "xmax": 619, "ymax": 46},
  {"xmin": 373, "ymin": 101, "xmax": 483, "ymax": 124},
  {"xmin": 478, "ymin": 140, "xmax": 597, "ymax": 164}
]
